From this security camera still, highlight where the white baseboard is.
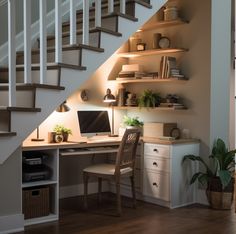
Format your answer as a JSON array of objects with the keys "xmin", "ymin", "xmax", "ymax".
[
  {"xmin": 60, "ymin": 181, "xmax": 109, "ymax": 199},
  {"xmin": 197, "ymin": 189, "xmax": 209, "ymax": 205},
  {"xmin": 0, "ymin": 214, "xmax": 24, "ymax": 234}
]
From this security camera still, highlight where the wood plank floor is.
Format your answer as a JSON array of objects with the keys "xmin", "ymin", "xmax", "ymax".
[{"xmin": 18, "ymin": 193, "xmax": 236, "ymax": 234}]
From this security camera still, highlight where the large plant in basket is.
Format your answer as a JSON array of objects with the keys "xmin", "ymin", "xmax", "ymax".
[{"xmin": 183, "ymin": 138, "xmax": 236, "ymax": 209}]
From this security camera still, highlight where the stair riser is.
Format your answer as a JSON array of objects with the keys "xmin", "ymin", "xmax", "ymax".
[
  {"xmin": 0, "ymin": 112, "xmax": 10, "ymax": 132},
  {"xmin": 17, "ymin": 50, "xmax": 81, "ymax": 66},
  {"xmin": 0, "ymin": 90, "xmax": 35, "ymax": 108},
  {"xmin": 0, "ymin": 70, "xmax": 60, "ymax": 86},
  {"xmin": 62, "ymin": 16, "xmax": 118, "ymax": 33},
  {"xmin": 42, "ymin": 31, "xmax": 100, "ymax": 48}
]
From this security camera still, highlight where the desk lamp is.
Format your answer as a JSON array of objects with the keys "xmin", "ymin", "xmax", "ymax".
[
  {"xmin": 103, "ymin": 89, "xmax": 117, "ymax": 137},
  {"xmin": 31, "ymin": 101, "xmax": 70, "ymax": 141}
]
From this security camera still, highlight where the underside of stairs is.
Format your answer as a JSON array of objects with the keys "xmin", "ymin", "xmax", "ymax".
[{"xmin": 0, "ymin": 0, "xmax": 166, "ymax": 164}]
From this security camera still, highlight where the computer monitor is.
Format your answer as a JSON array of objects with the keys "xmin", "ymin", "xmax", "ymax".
[{"xmin": 77, "ymin": 110, "xmax": 111, "ymax": 137}]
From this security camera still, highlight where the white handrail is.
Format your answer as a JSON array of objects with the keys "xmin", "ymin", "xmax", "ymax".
[
  {"xmin": 95, "ymin": 0, "xmax": 101, "ymax": 27},
  {"xmin": 55, "ymin": 0, "xmax": 62, "ymax": 63},
  {"xmin": 83, "ymin": 0, "xmax": 89, "ymax": 45},
  {"xmin": 70, "ymin": 0, "xmax": 77, "ymax": 45},
  {"xmin": 120, "ymin": 0, "xmax": 126, "ymax": 14},
  {"xmin": 8, "ymin": 0, "xmax": 16, "ymax": 107},
  {"xmin": 108, "ymin": 0, "xmax": 114, "ymax": 13},
  {"xmin": 39, "ymin": 0, "xmax": 47, "ymax": 84},
  {"xmin": 23, "ymin": 0, "xmax": 32, "ymax": 83}
]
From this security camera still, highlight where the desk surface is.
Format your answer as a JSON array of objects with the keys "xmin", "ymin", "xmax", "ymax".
[{"xmin": 22, "ymin": 136, "xmax": 200, "ymax": 151}]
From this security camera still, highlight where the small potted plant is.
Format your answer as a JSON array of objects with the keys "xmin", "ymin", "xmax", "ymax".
[
  {"xmin": 183, "ymin": 138, "xmax": 236, "ymax": 209},
  {"xmin": 138, "ymin": 89, "xmax": 162, "ymax": 108},
  {"xmin": 53, "ymin": 124, "xmax": 72, "ymax": 142},
  {"xmin": 119, "ymin": 116, "xmax": 143, "ymax": 136}
]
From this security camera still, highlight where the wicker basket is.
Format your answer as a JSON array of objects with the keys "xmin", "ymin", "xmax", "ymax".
[{"xmin": 23, "ymin": 186, "xmax": 50, "ymax": 219}]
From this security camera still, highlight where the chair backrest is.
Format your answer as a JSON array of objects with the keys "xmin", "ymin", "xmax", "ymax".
[{"xmin": 115, "ymin": 128, "xmax": 141, "ymax": 175}]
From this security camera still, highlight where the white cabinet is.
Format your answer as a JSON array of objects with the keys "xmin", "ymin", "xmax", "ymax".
[{"xmin": 143, "ymin": 142, "xmax": 199, "ymax": 208}]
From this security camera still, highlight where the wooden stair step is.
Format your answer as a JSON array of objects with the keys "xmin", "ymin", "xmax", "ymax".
[
  {"xmin": 44, "ymin": 27, "xmax": 122, "ymax": 42},
  {"xmin": 81, "ymin": 0, "xmax": 152, "ymax": 15},
  {"xmin": 62, "ymin": 12, "xmax": 138, "ymax": 28},
  {"xmin": 0, "ymin": 131, "xmax": 16, "ymax": 137},
  {"xmin": 0, "ymin": 63, "xmax": 86, "ymax": 72},
  {"xmin": 0, "ymin": 106, "xmax": 41, "ymax": 112},
  {"xmin": 0, "ymin": 83, "xmax": 65, "ymax": 91},
  {"xmin": 16, "ymin": 44, "xmax": 104, "ymax": 57}
]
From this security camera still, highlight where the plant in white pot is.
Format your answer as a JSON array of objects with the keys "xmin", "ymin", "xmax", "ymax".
[{"xmin": 119, "ymin": 116, "xmax": 143, "ymax": 136}]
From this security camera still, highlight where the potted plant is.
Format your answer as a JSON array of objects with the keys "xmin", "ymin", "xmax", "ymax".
[
  {"xmin": 119, "ymin": 116, "xmax": 143, "ymax": 136},
  {"xmin": 183, "ymin": 138, "xmax": 235, "ymax": 209},
  {"xmin": 138, "ymin": 89, "xmax": 162, "ymax": 108},
  {"xmin": 53, "ymin": 124, "xmax": 72, "ymax": 142}
]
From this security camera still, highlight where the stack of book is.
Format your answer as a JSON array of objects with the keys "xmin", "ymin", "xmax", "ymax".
[
  {"xmin": 159, "ymin": 102, "xmax": 186, "ymax": 109},
  {"xmin": 160, "ymin": 56, "xmax": 185, "ymax": 79},
  {"xmin": 117, "ymin": 71, "xmax": 146, "ymax": 80}
]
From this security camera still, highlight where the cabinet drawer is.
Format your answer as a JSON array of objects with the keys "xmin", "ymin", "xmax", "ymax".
[
  {"xmin": 143, "ymin": 171, "xmax": 170, "ymax": 201},
  {"xmin": 144, "ymin": 157, "xmax": 170, "ymax": 172},
  {"xmin": 144, "ymin": 143, "xmax": 170, "ymax": 158}
]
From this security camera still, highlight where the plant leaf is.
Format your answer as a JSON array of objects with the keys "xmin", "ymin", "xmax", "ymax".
[
  {"xmin": 198, "ymin": 174, "xmax": 209, "ymax": 186},
  {"xmin": 218, "ymin": 170, "xmax": 232, "ymax": 189}
]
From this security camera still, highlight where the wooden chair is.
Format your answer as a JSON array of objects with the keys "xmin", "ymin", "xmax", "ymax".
[{"xmin": 83, "ymin": 128, "xmax": 141, "ymax": 216}]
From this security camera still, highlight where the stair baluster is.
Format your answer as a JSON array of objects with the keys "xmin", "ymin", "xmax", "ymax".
[
  {"xmin": 39, "ymin": 0, "xmax": 47, "ymax": 84},
  {"xmin": 7, "ymin": 0, "xmax": 16, "ymax": 106},
  {"xmin": 55, "ymin": 0, "xmax": 62, "ymax": 63},
  {"xmin": 95, "ymin": 0, "xmax": 102, "ymax": 27},
  {"xmin": 120, "ymin": 0, "xmax": 126, "ymax": 14},
  {"xmin": 108, "ymin": 0, "xmax": 114, "ymax": 13},
  {"xmin": 82, "ymin": 0, "xmax": 90, "ymax": 45},
  {"xmin": 70, "ymin": 0, "xmax": 77, "ymax": 45},
  {"xmin": 23, "ymin": 0, "xmax": 32, "ymax": 84}
]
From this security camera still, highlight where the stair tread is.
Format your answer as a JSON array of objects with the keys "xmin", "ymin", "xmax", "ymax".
[
  {"xmin": 62, "ymin": 12, "xmax": 138, "ymax": 27},
  {"xmin": 0, "ymin": 106, "xmax": 41, "ymax": 112},
  {"xmin": 0, "ymin": 62, "xmax": 86, "ymax": 71},
  {"xmin": 45, "ymin": 27, "xmax": 122, "ymax": 41},
  {"xmin": 0, "ymin": 131, "xmax": 17, "ymax": 137},
  {"xmin": 17, "ymin": 44, "xmax": 104, "ymax": 56},
  {"xmin": 0, "ymin": 83, "xmax": 65, "ymax": 91},
  {"xmin": 80, "ymin": 0, "xmax": 152, "ymax": 14}
]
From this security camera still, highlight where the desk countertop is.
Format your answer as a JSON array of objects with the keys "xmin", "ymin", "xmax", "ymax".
[{"xmin": 22, "ymin": 136, "xmax": 200, "ymax": 151}]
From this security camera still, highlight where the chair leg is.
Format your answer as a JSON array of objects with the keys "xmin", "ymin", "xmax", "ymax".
[
  {"xmin": 116, "ymin": 182, "xmax": 122, "ymax": 216},
  {"xmin": 98, "ymin": 177, "xmax": 102, "ymax": 204},
  {"xmin": 83, "ymin": 172, "xmax": 89, "ymax": 210},
  {"xmin": 130, "ymin": 175, "xmax": 136, "ymax": 209}
]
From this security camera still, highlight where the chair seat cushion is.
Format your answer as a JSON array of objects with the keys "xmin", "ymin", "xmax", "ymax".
[{"xmin": 83, "ymin": 164, "xmax": 132, "ymax": 175}]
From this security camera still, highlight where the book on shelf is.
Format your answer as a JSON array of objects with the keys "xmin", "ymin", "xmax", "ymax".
[{"xmin": 159, "ymin": 102, "xmax": 185, "ymax": 109}]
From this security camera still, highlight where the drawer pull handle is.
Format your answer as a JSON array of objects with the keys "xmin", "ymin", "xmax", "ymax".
[
  {"xmin": 153, "ymin": 162, "xmax": 158, "ymax": 167},
  {"xmin": 153, "ymin": 149, "xmax": 159, "ymax": 153},
  {"xmin": 152, "ymin": 182, "xmax": 158, "ymax": 187}
]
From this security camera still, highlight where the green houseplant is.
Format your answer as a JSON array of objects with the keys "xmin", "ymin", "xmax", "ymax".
[
  {"xmin": 183, "ymin": 138, "xmax": 235, "ymax": 209},
  {"xmin": 119, "ymin": 116, "xmax": 143, "ymax": 136},
  {"xmin": 138, "ymin": 89, "xmax": 162, "ymax": 108},
  {"xmin": 53, "ymin": 124, "xmax": 72, "ymax": 142}
]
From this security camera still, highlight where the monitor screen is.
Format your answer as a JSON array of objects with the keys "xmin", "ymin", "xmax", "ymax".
[{"xmin": 77, "ymin": 110, "xmax": 111, "ymax": 137}]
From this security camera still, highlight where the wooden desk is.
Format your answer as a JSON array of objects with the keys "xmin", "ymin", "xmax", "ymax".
[{"xmin": 22, "ymin": 137, "xmax": 122, "ymax": 226}]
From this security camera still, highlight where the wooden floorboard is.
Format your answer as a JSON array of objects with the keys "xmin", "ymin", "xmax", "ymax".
[{"xmin": 18, "ymin": 193, "xmax": 236, "ymax": 234}]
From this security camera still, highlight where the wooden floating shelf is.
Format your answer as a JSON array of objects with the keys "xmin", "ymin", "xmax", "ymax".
[
  {"xmin": 140, "ymin": 19, "xmax": 189, "ymax": 31},
  {"xmin": 118, "ymin": 48, "xmax": 188, "ymax": 58},
  {"xmin": 114, "ymin": 106, "xmax": 188, "ymax": 111},
  {"xmin": 109, "ymin": 78, "xmax": 188, "ymax": 84}
]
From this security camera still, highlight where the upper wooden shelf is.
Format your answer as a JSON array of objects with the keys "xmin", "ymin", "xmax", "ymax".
[
  {"xmin": 118, "ymin": 48, "xmax": 188, "ymax": 58},
  {"xmin": 140, "ymin": 19, "xmax": 189, "ymax": 31},
  {"xmin": 114, "ymin": 106, "xmax": 187, "ymax": 111},
  {"xmin": 109, "ymin": 78, "xmax": 188, "ymax": 84}
]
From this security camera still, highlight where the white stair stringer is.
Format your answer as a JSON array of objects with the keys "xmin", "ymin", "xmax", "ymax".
[{"xmin": 0, "ymin": 0, "xmax": 166, "ymax": 164}]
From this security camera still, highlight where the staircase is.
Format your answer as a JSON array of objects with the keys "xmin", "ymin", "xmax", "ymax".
[{"xmin": 0, "ymin": 0, "xmax": 165, "ymax": 164}]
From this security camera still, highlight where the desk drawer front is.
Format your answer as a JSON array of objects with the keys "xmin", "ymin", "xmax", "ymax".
[
  {"xmin": 144, "ymin": 144, "xmax": 170, "ymax": 158},
  {"xmin": 143, "ymin": 171, "xmax": 170, "ymax": 201},
  {"xmin": 144, "ymin": 157, "xmax": 170, "ymax": 172}
]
